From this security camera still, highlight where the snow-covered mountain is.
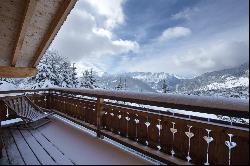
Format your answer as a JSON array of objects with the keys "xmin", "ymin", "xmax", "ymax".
[
  {"xmin": 1, "ymin": 53, "xmax": 248, "ymax": 99},
  {"xmin": 201, "ymin": 77, "xmax": 248, "ymax": 91},
  {"xmin": 96, "ymin": 73, "xmax": 157, "ymax": 93},
  {"xmin": 121, "ymin": 72, "xmax": 181, "ymax": 91},
  {"xmin": 178, "ymin": 63, "xmax": 249, "ymax": 99},
  {"xmin": 75, "ymin": 62, "xmax": 105, "ymax": 77},
  {"xmin": 175, "ymin": 63, "xmax": 249, "ymax": 92},
  {"xmin": 96, "ymin": 63, "xmax": 249, "ymax": 99}
]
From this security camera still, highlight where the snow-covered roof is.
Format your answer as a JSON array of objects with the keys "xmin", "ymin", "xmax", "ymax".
[{"xmin": 0, "ymin": 0, "xmax": 77, "ymax": 78}]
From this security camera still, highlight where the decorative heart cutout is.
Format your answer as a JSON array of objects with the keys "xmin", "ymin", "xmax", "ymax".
[
  {"xmin": 145, "ymin": 122, "xmax": 151, "ymax": 127},
  {"xmin": 156, "ymin": 124, "xmax": 162, "ymax": 130},
  {"xmin": 170, "ymin": 128, "xmax": 177, "ymax": 134},
  {"xmin": 225, "ymin": 141, "xmax": 237, "ymax": 149},
  {"xmin": 171, "ymin": 150, "xmax": 175, "ymax": 156},
  {"xmin": 186, "ymin": 156, "xmax": 192, "ymax": 162},
  {"xmin": 185, "ymin": 132, "xmax": 194, "ymax": 138},
  {"xmin": 203, "ymin": 136, "xmax": 214, "ymax": 143},
  {"xmin": 134, "ymin": 119, "xmax": 139, "ymax": 124},
  {"xmin": 125, "ymin": 117, "xmax": 130, "ymax": 121}
]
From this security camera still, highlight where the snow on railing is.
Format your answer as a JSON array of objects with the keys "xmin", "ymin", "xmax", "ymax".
[{"xmin": 52, "ymin": 88, "xmax": 249, "ymax": 118}]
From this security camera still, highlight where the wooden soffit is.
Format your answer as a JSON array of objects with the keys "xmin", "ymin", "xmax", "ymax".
[{"xmin": 0, "ymin": 0, "xmax": 77, "ymax": 78}]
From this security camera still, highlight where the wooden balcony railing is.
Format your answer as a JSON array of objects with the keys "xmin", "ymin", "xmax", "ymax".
[{"xmin": 0, "ymin": 88, "xmax": 249, "ymax": 165}]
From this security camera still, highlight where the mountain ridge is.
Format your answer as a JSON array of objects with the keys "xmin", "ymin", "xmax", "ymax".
[{"xmin": 96, "ymin": 62, "xmax": 249, "ymax": 99}]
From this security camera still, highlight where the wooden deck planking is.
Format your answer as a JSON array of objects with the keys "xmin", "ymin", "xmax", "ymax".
[
  {"xmin": 0, "ymin": 146, "xmax": 10, "ymax": 165},
  {"xmin": 39, "ymin": 117, "xmax": 152, "ymax": 165},
  {"xmin": 10, "ymin": 129, "xmax": 40, "ymax": 165},
  {"xmin": 2, "ymin": 130, "xmax": 25, "ymax": 165},
  {"xmin": 19, "ymin": 130, "xmax": 56, "ymax": 165},
  {"xmin": 0, "ymin": 116, "xmax": 152, "ymax": 165},
  {"xmin": 29, "ymin": 129, "xmax": 74, "ymax": 165},
  {"xmin": 1, "ymin": 127, "xmax": 75, "ymax": 165}
]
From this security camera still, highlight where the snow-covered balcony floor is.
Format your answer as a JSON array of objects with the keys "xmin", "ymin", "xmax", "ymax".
[{"xmin": 0, "ymin": 116, "xmax": 151, "ymax": 165}]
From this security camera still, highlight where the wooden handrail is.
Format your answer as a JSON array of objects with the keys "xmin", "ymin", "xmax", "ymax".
[
  {"xmin": 0, "ymin": 89, "xmax": 48, "ymax": 95},
  {"xmin": 50, "ymin": 88, "xmax": 249, "ymax": 118},
  {"xmin": 1, "ymin": 88, "xmax": 249, "ymax": 117}
]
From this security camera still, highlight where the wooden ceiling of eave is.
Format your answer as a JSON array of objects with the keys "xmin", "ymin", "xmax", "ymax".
[{"xmin": 0, "ymin": 0, "xmax": 77, "ymax": 78}]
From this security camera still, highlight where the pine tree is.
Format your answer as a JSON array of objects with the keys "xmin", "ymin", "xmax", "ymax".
[
  {"xmin": 27, "ymin": 50, "xmax": 78, "ymax": 88},
  {"xmin": 72, "ymin": 63, "xmax": 79, "ymax": 88},
  {"xmin": 0, "ymin": 78, "xmax": 16, "ymax": 88},
  {"xmin": 115, "ymin": 77, "xmax": 123, "ymax": 90},
  {"xmin": 162, "ymin": 79, "xmax": 169, "ymax": 93},
  {"xmin": 49, "ymin": 51, "xmax": 64, "ymax": 86},
  {"xmin": 80, "ymin": 69, "xmax": 97, "ymax": 89},
  {"xmin": 29, "ymin": 51, "xmax": 56, "ymax": 88},
  {"xmin": 0, "ymin": 78, "xmax": 15, "ymax": 84},
  {"xmin": 60, "ymin": 61, "xmax": 73, "ymax": 88},
  {"xmin": 89, "ymin": 69, "xmax": 97, "ymax": 88},
  {"xmin": 81, "ymin": 70, "xmax": 89, "ymax": 88},
  {"xmin": 124, "ymin": 78, "xmax": 127, "ymax": 90}
]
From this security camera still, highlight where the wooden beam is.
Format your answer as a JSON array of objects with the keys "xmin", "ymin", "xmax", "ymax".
[
  {"xmin": 11, "ymin": 0, "xmax": 38, "ymax": 67},
  {"xmin": 31, "ymin": 0, "xmax": 77, "ymax": 67},
  {"xmin": 0, "ymin": 66, "xmax": 37, "ymax": 78}
]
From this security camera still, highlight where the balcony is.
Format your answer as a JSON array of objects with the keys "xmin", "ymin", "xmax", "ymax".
[{"xmin": 0, "ymin": 88, "xmax": 249, "ymax": 165}]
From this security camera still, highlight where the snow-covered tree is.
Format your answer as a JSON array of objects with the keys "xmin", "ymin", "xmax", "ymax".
[
  {"xmin": 115, "ymin": 78, "xmax": 123, "ymax": 90},
  {"xmin": 60, "ymin": 61, "xmax": 73, "ymax": 88},
  {"xmin": 80, "ymin": 70, "xmax": 89, "ymax": 88},
  {"xmin": 0, "ymin": 78, "xmax": 17, "ymax": 90},
  {"xmin": 162, "ymin": 80, "xmax": 169, "ymax": 93},
  {"xmin": 89, "ymin": 69, "xmax": 96, "ymax": 88},
  {"xmin": 71, "ymin": 63, "xmax": 79, "ymax": 88},
  {"xmin": 124, "ymin": 78, "xmax": 127, "ymax": 90},
  {"xmin": 0, "ymin": 78, "xmax": 15, "ymax": 84},
  {"xmin": 27, "ymin": 50, "xmax": 78, "ymax": 88},
  {"xmin": 28, "ymin": 51, "xmax": 57, "ymax": 88},
  {"xmin": 80, "ymin": 69, "xmax": 97, "ymax": 89}
]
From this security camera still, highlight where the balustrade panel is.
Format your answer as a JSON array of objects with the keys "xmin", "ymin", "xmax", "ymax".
[{"xmin": 2, "ymin": 89, "xmax": 247, "ymax": 165}]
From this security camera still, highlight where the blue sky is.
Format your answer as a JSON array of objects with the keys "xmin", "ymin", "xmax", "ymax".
[
  {"xmin": 113, "ymin": 0, "xmax": 200, "ymax": 43},
  {"xmin": 51, "ymin": 0, "xmax": 249, "ymax": 77}
]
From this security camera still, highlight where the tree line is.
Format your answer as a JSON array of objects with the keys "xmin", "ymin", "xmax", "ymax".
[{"xmin": 1, "ymin": 50, "xmax": 170, "ymax": 93}]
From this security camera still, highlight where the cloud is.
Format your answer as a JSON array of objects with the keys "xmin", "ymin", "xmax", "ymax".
[
  {"xmin": 50, "ymin": 0, "xmax": 139, "ymax": 68},
  {"xmin": 173, "ymin": 41, "xmax": 249, "ymax": 73},
  {"xmin": 117, "ymin": 40, "xmax": 249, "ymax": 77},
  {"xmin": 158, "ymin": 27, "xmax": 191, "ymax": 42},
  {"xmin": 112, "ymin": 0, "xmax": 249, "ymax": 77},
  {"xmin": 171, "ymin": 7, "xmax": 199, "ymax": 20},
  {"xmin": 84, "ymin": 0, "xmax": 125, "ymax": 29},
  {"xmin": 50, "ymin": 0, "xmax": 249, "ymax": 77}
]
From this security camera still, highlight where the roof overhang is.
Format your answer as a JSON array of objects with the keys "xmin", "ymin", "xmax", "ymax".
[{"xmin": 0, "ymin": 0, "xmax": 77, "ymax": 78}]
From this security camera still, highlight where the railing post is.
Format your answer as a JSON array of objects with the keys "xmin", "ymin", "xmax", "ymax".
[
  {"xmin": 47, "ymin": 89, "xmax": 52, "ymax": 109},
  {"xmin": 96, "ymin": 97, "xmax": 104, "ymax": 139}
]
